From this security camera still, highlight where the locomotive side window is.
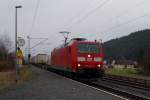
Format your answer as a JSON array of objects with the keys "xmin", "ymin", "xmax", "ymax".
[{"xmin": 77, "ymin": 43, "xmax": 100, "ymax": 53}]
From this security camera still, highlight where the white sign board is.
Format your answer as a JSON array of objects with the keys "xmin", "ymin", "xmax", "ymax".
[{"xmin": 18, "ymin": 37, "xmax": 25, "ymax": 47}]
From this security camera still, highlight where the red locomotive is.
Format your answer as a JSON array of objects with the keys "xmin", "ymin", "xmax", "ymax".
[{"xmin": 51, "ymin": 38, "xmax": 104, "ymax": 78}]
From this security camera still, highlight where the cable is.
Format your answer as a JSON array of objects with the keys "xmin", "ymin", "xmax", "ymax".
[
  {"xmin": 30, "ymin": 38, "xmax": 48, "ymax": 49},
  {"xmin": 93, "ymin": 0, "xmax": 148, "ymax": 34},
  {"xmin": 69, "ymin": 1, "xmax": 92, "ymax": 22},
  {"xmin": 64, "ymin": 0, "xmax": 92, "ymax": 28},
  {"xmin": 28, "ymin": 0, "xmax": 40, "ymax": 35},
  {"xmin": 70, "ymin": 0, "xmax": 111, "ymax": 38},
  {"xmin": 108, "ymin": 0, "xmax": 147, "ymax": 22},
  {"xmin": 7, "ymin": 0, "xmax": 18, "ymax": 7},
  {"xmin": 103, "ymin": 12, "xmax": 150, "ymax": 33},
  {"xmin": 66, "ymin": 0, "xmax": 111, "ymax": 30},
  {"xmin": 74, "ymin": 0, "xmax": 111, "ymax": 24}
]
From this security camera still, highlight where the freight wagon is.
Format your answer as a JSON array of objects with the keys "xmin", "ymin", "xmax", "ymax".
[{"xmin": 31, "ymin": 54, "xmax": 48, "ymax": 64}]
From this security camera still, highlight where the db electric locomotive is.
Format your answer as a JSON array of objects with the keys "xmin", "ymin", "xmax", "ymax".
[{"xmin": 51, "ymin": 38, "xmax": 104, "ymax": 78}]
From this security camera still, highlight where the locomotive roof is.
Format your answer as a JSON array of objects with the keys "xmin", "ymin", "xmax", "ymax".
[
  {"xmin": 71, "ymin": 38, "xmax": 87, "ymax": 41},
  {"xmin": 53, "ymin": 38, "xmax": 100, "ymax": 50}
]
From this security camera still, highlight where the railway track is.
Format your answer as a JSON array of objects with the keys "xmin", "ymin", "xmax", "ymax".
[
  {"xmin": 35, "ymin": 64, "xmax": 150, "ymax": 100},
  {"xmin": 103, "ymin": 74, "xmax": 150, "ymax": 89},
  {"xmin": 83, "ymin": 78, "xmax": 150, "ymax": 100}
]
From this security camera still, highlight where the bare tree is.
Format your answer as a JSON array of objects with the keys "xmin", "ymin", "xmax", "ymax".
[{"xmin": 0, "ymin": 34, "xmax": 14, "ymax": 71}]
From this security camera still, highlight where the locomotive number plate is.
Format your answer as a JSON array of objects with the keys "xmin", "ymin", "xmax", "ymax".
[{"xmin": 87, "ymin": 58, "xmax": 92, "ymax": 61}]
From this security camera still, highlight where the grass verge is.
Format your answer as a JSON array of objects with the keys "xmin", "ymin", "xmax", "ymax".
[
  {"xmin": 105, "ymin": 68, "xmax": 150, "ymax": 80},
  {"xmin": 0, "ymin": 65, "xmax": 32, "ymax": 90}
]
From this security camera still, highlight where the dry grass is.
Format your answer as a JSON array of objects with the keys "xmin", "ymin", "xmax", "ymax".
[
  {"xmin": 0, "ymin": 65, "xmax": 32, "ymax": 89},
  {"xmin": 0, "ymin": 71, "xmax": 16, "ymax": 89}
]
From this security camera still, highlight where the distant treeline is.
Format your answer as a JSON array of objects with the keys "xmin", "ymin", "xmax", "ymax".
[{"xmin": 103, "ymin": 29, "xmax": 150, "ymax": 75}]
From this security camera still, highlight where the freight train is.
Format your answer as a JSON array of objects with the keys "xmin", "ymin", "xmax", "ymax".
[
  {"xmin": 51, "ymin": 38, "xmax": 104, "ymax": 78},
  {"xmin": 31, "ymin": 54, "xmax": 48, "ymax": 64}
]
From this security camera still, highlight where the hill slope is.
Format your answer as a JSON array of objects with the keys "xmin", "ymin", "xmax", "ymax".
[{"xmin": 103, "ymin": 29, "xmax": 150, "ymax": 60}]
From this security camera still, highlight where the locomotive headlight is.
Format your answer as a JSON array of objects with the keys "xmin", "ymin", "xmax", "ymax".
[
  {"xmin": 94, "ymin": 57, "xmax": 102, "ymax": 62},
  {"xmin": 97, "ymin": 64, "xmax": 101, "ymax": 68},
  {"xmin": 78, "ymin": 64, "xmax": 81, "ymax": 67},
  {"xmin": 88, "ymin": 54, "xmax": 91, "ymax": 58},
  {"xmin": 77, "ymin": 57, "xmax": 85, "ymax": 61}
]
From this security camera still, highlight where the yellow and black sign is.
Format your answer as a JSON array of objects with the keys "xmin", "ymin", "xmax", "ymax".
[
  {"xmin": 17, "ymin": 48, "xmax": 23, "ymax": 65},
  {"xmin": 17, "ymin": 48, "xmax": 23, "ymax": 58}
]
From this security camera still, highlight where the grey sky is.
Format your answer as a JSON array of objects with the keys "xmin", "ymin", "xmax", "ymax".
[{"xmin": 0, "ymin": 0, "xmax": 150, "ymax": 56}]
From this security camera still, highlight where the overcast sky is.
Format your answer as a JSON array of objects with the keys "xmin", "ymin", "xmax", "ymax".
[{"xmin": 0, "ymin": 0, "xmax": 150, "ymax": 56}]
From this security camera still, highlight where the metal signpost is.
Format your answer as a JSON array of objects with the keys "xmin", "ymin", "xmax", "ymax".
[{"xmin": 15, "ymin": 5, "xmax": 22, "ymax": 82}]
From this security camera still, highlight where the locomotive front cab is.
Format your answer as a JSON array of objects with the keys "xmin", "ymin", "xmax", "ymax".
[{"xmin": 74, "ymin": 41, "xmax": 104, "ymax": 77}]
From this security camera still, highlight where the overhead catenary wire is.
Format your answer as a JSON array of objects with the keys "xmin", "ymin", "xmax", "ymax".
[
  {"xmin": 108, "ymin": 0, "xmax": 147, "ymax": 22},
  {"xmin": 30, "ymin": 37, "xmax": 48, "ymax": 49},
  {"xmin": 65, "ymin": 0, "xmax": 111, "ymax": 39},
  {"xmin": 66, "ymin": 0, "xmax": 111, "ymax": 30},
  {"xmin": 102, "ymin": 12, "xmax": 150, "ymax": 34},
  {"xmin": 71, "ymin": 0, "xmax": 149, "ymax": 37},
  {"xmin": 7, "ymin": 0, "xmax": 18, "ymax": 7},
  {"xmin": 75, "ymin": 0, "xmax": 111, "ymax": 24},
  {"xmin": 64, "ymin": 0, "xmax": 93, "ymax": 29},
  {"xmin": 28, "ymin": 0, "xmax": 41, "ymax": 35},
  {"xmin": 94, "ymin": 0, "xmax": 148, "ymax": 34},
  {"xmin": 67, "ymin": 0, "xmax": 92, "ymax": 23}
]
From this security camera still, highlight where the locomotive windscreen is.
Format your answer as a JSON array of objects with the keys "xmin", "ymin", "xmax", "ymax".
[{"xmin": 77, "ymin": 43, "xmax": 100, "ymax": 54}]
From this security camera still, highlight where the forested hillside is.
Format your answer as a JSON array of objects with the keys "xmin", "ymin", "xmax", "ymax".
[{"xmin": 103, "ymin": 29, "xmax": 150, "ymax": 61}]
